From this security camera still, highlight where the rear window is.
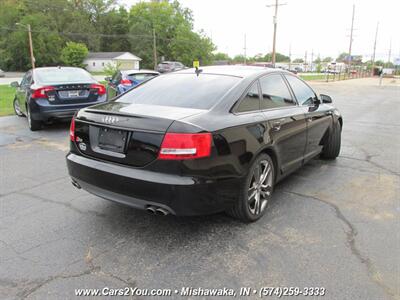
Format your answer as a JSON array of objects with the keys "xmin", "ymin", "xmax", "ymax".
[
  {"xmin": 127, "ymin": 73, "xmax": 157, "ymax": 82},
  {"xmin": 116, "ymin": 73, "xmax": 240, "ymax": 109},
  {"xmin": 35, "ymin": 68, "xmax": 94, "ymax": 84}
]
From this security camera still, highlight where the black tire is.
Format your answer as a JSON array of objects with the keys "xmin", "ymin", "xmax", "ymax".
[
  {"xmin": 13, "ymin": 98, "xmax": 25, "ymax": 117},
  {"xmin": 227, "ymin": 153, "xmax": 275, "ymax": 222},
  {"xmin": 26, "ymin": 104, "xmax": 41, "ymax": 131},
  {"xmin": 321, "ymin": 121, "xmax": 341, "ymax": 159}
]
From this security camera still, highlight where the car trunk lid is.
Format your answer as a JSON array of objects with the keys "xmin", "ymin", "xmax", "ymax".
[
  {"xmin": 46, "ymin": 83, "xmax": 101, "ymax": 104},
  {"xmin": 73, "ymin": 102, "xmax": 206, "ymax": 167}
]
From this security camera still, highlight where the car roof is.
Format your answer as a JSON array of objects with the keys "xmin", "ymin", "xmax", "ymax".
[
  {"xmin": 121, "ymin": 69, "xmax": 159, "ymax": 75},
  {"xmin": 174, "ymin": 65, "xmax": 284, "ymax": 78}
]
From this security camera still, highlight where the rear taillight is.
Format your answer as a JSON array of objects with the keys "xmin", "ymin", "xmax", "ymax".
[
  {"xmin": 31, "ymin": 86, "xmax": 55, "ymax": 99},
  {"xmin": 90, "ymin": 83, "xmax": 106, "ymax": 95},
  {"xmin": 120, "ymin": 79, "xmax": 132, "ymax": 86},
  {"xmin": 69, "ymin": 117, "xmax": 75, "ymax": 142},
  {"xmin": 158, "ymin": 133, "xmax": 212, "ymax": 160}
]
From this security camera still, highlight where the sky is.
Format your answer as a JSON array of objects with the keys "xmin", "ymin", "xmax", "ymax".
[{"xmin": 121, "ymin": 0, "xmax": 400, "ymax": 62}]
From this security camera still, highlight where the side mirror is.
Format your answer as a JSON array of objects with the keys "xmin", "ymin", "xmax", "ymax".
[
  {"xmin": 104, "ymin": 77, "xmax": 111, "ymax": 82},
  {"xmin": 320, "ymin": 94, "xmax": 332, "ymax": 103},
  {"xmin": 10, "ymin": 81, "xmax": 19, "ymax": 88}
]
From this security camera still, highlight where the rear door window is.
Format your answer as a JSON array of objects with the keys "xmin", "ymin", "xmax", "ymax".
[
  {"xmin": 117, "ymin": 73, "xmax": 240, "ymax": 110},
  {"xmin": 259, "ymin": 74, "xmax": 295, "ymax": 109},
  {"xmin": 284, "ymin": 75, "xmax": 316, "ymax": 106},
  {"xmin": 236, "ymin": 81, "xmax": 260, "ymax": 112}
]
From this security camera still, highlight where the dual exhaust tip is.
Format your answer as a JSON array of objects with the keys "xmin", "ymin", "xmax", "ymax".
[
  {"xmin": 71, "ymin": 180, "xmax": 169, "ymax": 216},
  {"xmin": 146, "ymin": 206, "xmax": 169, "ymax": 216}
]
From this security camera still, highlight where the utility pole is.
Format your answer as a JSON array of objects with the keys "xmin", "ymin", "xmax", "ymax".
[
  {"xmin": 304, "ymin": 50, "xmax": 307, "ymax": 72},
  {"xmin": 288, "ymin": 44, "xmax": 292, "ymax": 71},
  {"xmin": 388, "ymin": 38, "xmax": 392, "ymax": 66},
  {"xmin": 16, "ymin": 23, "xmax": 35, "ymax": 69},
  {"xmin": 371, "ymin": 22, "xmax": 379, "ymax": 74},
  {"xmin": 347, "ymin": 4, "xmax": 355, "ymax": 72},
  {"xmin": 243, "ymin": 34, "xmax": 247, "ymax": 65},
  {"xmin": 27, "ymin": 24, "xmax": 35, "ymax": 69},
  {"xmin": 267, "ymin": 0, "xmax": 287, "ymax": 67},
  {"xmin": 311, "ymin": 49, "xmax": 314, "ymax": 72},
  {"xmin": 153, "ymin": 28, "xmax": 157, "ymax": 70}
]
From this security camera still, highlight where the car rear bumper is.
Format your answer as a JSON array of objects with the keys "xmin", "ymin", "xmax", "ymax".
[
  {"xmin": 30, "ymin": 97, "xmax": 107, "ymax": 121},
  {"xmin": 66, "ymin": 153, "xmax": 241, "ymax": 216}
]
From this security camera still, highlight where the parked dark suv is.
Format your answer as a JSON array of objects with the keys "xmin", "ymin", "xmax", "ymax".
[
  {"xmin": 156, "ymin": 61, "xmax": 185, "ymax": 73},
  {"xmin": 11, "ymin": 67, "xmax": 107, "ymax": 131}
]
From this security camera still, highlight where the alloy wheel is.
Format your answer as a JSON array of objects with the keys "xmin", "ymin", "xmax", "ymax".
[
  {"xmin": 14, "ymin": 99, "xmax": 22, "ymax": 116},
  {"xmin": 27, "ymin": 106, "xmax": 32, "ymax": 127},
  {"xmin": 247, "ymin": 160, "xmax": 272, "ymax": 215}
]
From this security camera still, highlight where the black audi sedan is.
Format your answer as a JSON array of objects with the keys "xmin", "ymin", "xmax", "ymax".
[
  {"xmin": 67, "ymin": 66, "xmax": 342, "ymax": 222},
  {"xmin": 11, "ymin": 67, "xmax": 107, "ymax": 131}
]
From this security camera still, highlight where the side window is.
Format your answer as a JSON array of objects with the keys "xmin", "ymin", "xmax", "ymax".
[
  {"xmin": 259, "ymin": 74, "xmax": 295, "ymax": 109},
  {"xmin": 20, "ymin": 73, "xmax": 28, "ymax": 86},
  {"xmin": 236, "ymin": 82, "xmax": 260, "ymax": 112},
  {"xmin": 21, "ymin": 72, "xmax": 32, "ymax": 87},
  {"xmin": 112, "ymin": 72, "xmax": 121, "ymax": 84},
  {"xmin": 285, "ymin": 75, "xmax": 316, "ymax": 106}
]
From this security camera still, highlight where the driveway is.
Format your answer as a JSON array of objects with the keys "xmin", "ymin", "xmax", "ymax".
[{"xmin": 0, "ymin": 77, "xmax": 399, "ymax": 299}]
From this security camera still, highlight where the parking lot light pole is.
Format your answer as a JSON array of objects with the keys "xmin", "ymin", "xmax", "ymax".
[{"xmin": 16, "ymin": 23, "xmax": 35, "ymax": 69}]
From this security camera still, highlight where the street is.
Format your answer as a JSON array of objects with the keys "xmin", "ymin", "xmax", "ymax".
[{"xmin": 0, "ymin": 77, "xmax": 399, "ymax": 299}]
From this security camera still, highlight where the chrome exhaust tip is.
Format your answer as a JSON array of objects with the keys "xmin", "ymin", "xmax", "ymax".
[
  {"xmin": 155, "ymin": 207, "xmax": 169, "ymax": 216},
  {"xmin": 146, "ymin": 206, "xmax": 156, "ymax": 214},
  {"xmin": 71, "ymin": 180, "xmax": 81, "ymax": 189}
]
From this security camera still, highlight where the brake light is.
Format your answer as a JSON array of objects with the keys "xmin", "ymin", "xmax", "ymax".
[
  {"xmin": 69, "ymin": 117, "xmax": 75, "ymax": 142},
  {"xmin": 31, "ymin": 86, "xmax": 55, "ymax": 99},
  {"xmin": 158, "ymin": 133, "xmax": 212, "ymax": 160},
  {"xmin": 90, "ymin": 83, "xmax": 106, "ymax": 95},
  {"xmin": 120, "ymin": 79, "xmax": 132, "ymax": 86}
]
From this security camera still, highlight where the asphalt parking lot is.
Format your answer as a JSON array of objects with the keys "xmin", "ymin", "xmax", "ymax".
[{"xmin": 0, "ymin": 77, "xmax": 399, "ymax": 300}]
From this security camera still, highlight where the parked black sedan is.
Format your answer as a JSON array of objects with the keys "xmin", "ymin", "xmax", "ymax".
[
  {"xmin": 11, "ymin": 67, "xmax": 107, "ymax": 131},
  {"xmin": 66, "ymin": 66, "xmax": 342, "ymax": 222}
]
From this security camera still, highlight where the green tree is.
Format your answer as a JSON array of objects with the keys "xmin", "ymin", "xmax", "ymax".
[
  {"xmin": 336, "ymin": 52, "xmax": 349, "ymax": 62},
  {"xmin": 322, "ymin": 56, "xmax": 333, "ymax": 63},
  {"xmin": 293, "ymin": 58, "xmax": 304, "ymax": 63},
  {"xmin": 314, "ymin": 56, "xmax": 321, "ymax": 64},
  {"xmin": 128, "ymin": 1, "xmax": 214, "ymax": 68},
  {"xmin": 232, "ymin": 55, "xmax": 246, "ymax": 63},
  {"xmin": 61, "ymin": 42, "xmax": 88, "ymax": 67},
  {"xmin": 212, "ymin": 52, "xmax": 231, "ymax": 61}
]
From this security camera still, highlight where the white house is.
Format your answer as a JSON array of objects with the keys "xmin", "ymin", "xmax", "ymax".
[{"xmin": 84, "ymin": 52, "xmax": 142, "ymax": 72}]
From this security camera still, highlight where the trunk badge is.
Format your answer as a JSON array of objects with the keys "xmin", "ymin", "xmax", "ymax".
[
  {"xmin": 102, "ymin": 116, "xmax": 119, "ymax": 124},
  {"xmin": 78, "ymin": 143, "xmax": 87, "ymax": 151}
]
